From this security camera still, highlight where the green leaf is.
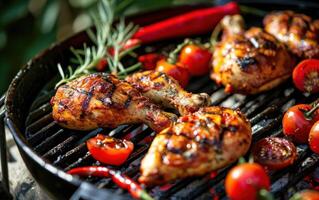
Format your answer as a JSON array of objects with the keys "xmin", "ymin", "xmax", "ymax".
[
  {"xmin": 69, "ymin": 0, "xmax": 98, "ymax": 8},
  {"xmin": 0, "ymin": 0, "xmax": 29, "ymax": 27},
  {"xmin": 22, "ymin": 31, "xmax": 56, "ymax": 62},
  {"xmin": 0, "ymin": 31, "xmax": 7, "ymax": 49},
  {"xmin": 41, "ymin": 0, "xmax": 59, "ymax": 33}
]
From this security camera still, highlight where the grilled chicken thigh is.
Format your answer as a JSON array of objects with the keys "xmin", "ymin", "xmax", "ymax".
[
  {"xmin": 211, "ymin": 15, "xmax": 295, "ymax": 94},
  {"xmin": 264, "ymin": 11, "xmax": 319, "ymax": 59},
  {"xmin": 51, "ymin": 73, "xmax": 176, "ymax": 132},
  {"xmin": 139, "ymin": 106, "xmax": 252, "ymax": 185},
  {"xmin": 126, "ymin": 70, "xmax": 210, "ymax": 115}
]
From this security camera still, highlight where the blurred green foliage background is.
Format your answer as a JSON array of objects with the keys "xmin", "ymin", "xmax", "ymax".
[{"xmin": 0, "ymin": 0, "xmax": 213, "ymax": 94}]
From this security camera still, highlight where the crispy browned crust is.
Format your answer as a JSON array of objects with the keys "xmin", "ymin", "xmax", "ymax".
[
  {"xmin": 211, "ymin": 15, "xmax": 295, "ymax": 95},
  {"xmin": 264, "ymin": 11, "xmax": 319, "ymax": 59},
  {"xmin": 126, "ymin": 70, "xmax": 210, "ymax": 115},
  {"xmin": 51, "ymin": 73, "xmax": 175, "ymax": 132},
  {"xmin": 139, "ymin": 106, "xmax": 252, "ymax": 185}
]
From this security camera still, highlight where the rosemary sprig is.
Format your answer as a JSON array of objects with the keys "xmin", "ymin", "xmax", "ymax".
[
  {"xmin": 107, "ymin": 18, "xmax": 139, "ymax": 75},
  {"xmin": 55, "ymin": 0, "xmax": 139, "ymax": 88}
]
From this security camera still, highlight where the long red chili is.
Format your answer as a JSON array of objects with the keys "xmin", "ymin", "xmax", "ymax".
[
  {"xmin": 132, "ymin": 2, "xmax": 239, "ymax": 44},
  {"xmin": 68, "ymin": 166, "xmax": 153, "ymax": 200}
]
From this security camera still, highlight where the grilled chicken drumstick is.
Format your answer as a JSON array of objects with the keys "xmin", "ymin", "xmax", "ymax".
[
  {"xmin": 264, "ymin": 11, "xmax": 319, "ymax": 59},
  {"xmin": 126, "ymin": 70, "xmax": 210, "ymax": 115},
  {"xmin": 139, "ymin": 106, "xmax": 252, "ymax": 185},
  {"xmin": 51, "ymin": 73, "xmax": 176, "ymax": 132},
  {"xmin": 211, "ymin": 15, "xmax": 295, "ymax": 94}
]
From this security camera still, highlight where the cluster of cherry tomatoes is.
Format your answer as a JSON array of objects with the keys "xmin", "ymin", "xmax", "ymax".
[
  {"xmin": 225, "ymin": 59, "xmax": 319, "ymax": 200},
  {"xmin": 138, "ymin": 42, "xmax": 212, "ymax": 88},
  {"xmin": 283, "ymin": 102, "xmax": 319, "ymax": 154},
  {"xmin": 95, "ymin": 48, "xmax": 319, "ymax": 199},
  {"xmin": 283, "ymin": 58, "xmax": 319, "ymax": 154},
  {"xmin": 224, "ymin": 136, "xmax": 298, "ymax": 200}
]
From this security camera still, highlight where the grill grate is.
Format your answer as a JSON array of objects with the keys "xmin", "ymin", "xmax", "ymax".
[{"xmin": 23, "ymin": 73, "xmax": 319, "ymax": 199}]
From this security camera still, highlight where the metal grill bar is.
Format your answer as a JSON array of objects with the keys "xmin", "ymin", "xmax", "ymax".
[
  {"xmin": 26, "ymin": 113, "xmax": 53, "ymax": 137},
  {"xmin": 28, "ymin": 121, "xmax": 60, "ymax": 146},
  {"xmin": 26, "ymin": 103, "xmax": 52, "ymax": 125},
  {"xmin": 29, "ymin": 90, "xmax": 55, "ymax": 111},
  {"xmin": 273, "ymin": 154, "xmax": 319, "ymax": 197},
  {"xmin": 43, "ymin": 135, "xmax": 80, "ymax": 160},
  {"xmin": 53, "ymin": 143, "xmax": 88, "ymax": 168}
]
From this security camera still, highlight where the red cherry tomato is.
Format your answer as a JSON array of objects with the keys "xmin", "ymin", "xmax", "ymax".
[
  {"xmin": 293, "ymin": 59, "xmax": 319, "ymax": 94},
  {"xmin": 156, "ymin": 59, "xmax": 190, "ymax": 88},
  {"xmin": 138, "ymin": 53, "xmax": 165, "ymax": 70},
  {"xmin": 179, "ymin": 44, "xmax": 212, "ymax": 76},
  {"xmin": 252, "ymin": 137, "xmax": 297, "ymax": 170},
  {"xmin": 87, "ymin": 134, "xmax": 134, "ymax": 166},
  {"xmin": 96, "ymin": 58, "xmax": 108, "ymax": 71},
  {"xmin": 282, "ymin": 104, "xmax": 319, "ymax": 143},
  {"xmin": 225, "ymin": 163, "xmax": 270, "ymax": 200},
  {"xmin": 309, "ymin": 121, "xmax": 319, "ymax": 154}
]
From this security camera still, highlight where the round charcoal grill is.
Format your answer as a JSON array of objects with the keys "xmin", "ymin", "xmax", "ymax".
[{"xmin": 1, "ymin": 1, "xmax": 319, "ymax": 200}]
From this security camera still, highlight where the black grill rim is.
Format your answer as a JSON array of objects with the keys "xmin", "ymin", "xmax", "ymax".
[{"xmin": 4, "ymin": 1, "xmax": 319, "ymax": 200}]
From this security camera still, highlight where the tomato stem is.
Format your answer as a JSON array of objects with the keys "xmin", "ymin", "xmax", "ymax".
[
  {"xmin": 238, "ymin": 157, "xmax": 246, "ymax": 164},
  {"xmin": 140, "ymin": 190, "xmax": 154, "ymax": 200},
  {"xmin": 289, "ymin": 193, "xmax": 303, "ymax": 200},
  {"xmin": 304, "ymin": 103, "xmax": 319, "ymax": 120},
  {"xmin": 248, "ymin": 155, "xmax": 255, "ymax": 164},
  {"xmin": 257, "ymin": 189, "xmax": 274, "ymax": 200},
  {"xmin": 167, "ymin": 39, "xmax": 192, "ymax": 64}
]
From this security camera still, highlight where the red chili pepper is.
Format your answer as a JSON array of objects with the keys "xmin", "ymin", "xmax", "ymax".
[
  {"xmin": 68, "ymin": 166, "xmax": 111, "ymax": 177},
  {"xmin": 138, "ymin": 53, "xmax": 165, "ymax": 70},
  {"xmin": 132, "ymin": 2, "xmax": 239, "ymax": 44},
  {"xmin": 68, "ymin": 166, "xmax": 153, "ymax": 200}
]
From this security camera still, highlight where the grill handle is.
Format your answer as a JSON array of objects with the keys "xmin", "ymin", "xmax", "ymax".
[
  {"xmin": 0, "ymin": 93, "xmax": 11, "ymax": 198},
  {"xmin": 70, "ymin": 182, "xmax": 128, "ymax": 200}
]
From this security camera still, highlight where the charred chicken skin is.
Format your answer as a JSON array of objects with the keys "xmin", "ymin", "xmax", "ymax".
[
  {"xmin": 211, "ymin": 15, "xmax": 295, "ymax": 94},
  {"xmin": 126, "ymin": 71, "xmax": 209, "ymax": 115},
  {"xmin": 126, "ymin": 70, "xmax": 210, "ymax": 115},
  {"xmin": 264, "ymin": 11, "xmax": 319, "ymax": 59},
  {"xmin": 51, "ymin": 73, "xmax": 176, "ymax": 132},
  {"xmin": 139, "ymin": 106, "xmax": 252, "ymax": 185}
]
